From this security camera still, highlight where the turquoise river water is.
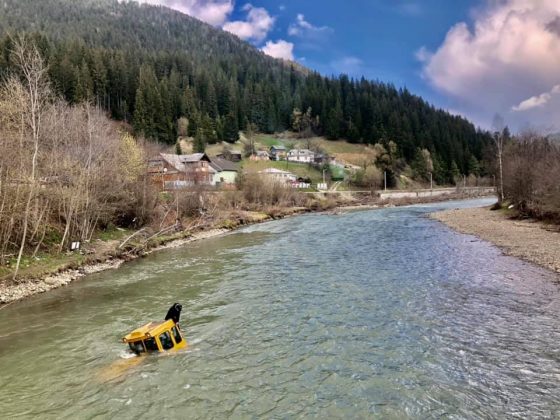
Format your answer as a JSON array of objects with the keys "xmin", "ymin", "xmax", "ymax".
[{"xmin": 1, "ymin": 198, "xmax": 560, "ymax": 419}]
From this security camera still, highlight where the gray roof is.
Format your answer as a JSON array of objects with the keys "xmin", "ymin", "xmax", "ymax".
[
  {"xmin": 270, "ymin": 145, "xmax": 286, "ymax": 151},
  {"xmin": 210, "ymin": 157, "xmax": 239, "ymax": 172},
  {"xmin": 180, "ymin": 153, "xmax": 208, "ymax": 163},
  {"xmin": 159, "ymin": 153, "xmax": 210, "ymax": 171}
]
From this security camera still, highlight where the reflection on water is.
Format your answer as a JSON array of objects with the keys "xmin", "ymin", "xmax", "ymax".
[{"xmin": 1, "ymin": 198, "xmax": 560, "ymax": 418}]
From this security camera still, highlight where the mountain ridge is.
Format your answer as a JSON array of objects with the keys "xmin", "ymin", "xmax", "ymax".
[{"xmin": 0, "ymin": 0, "xmax": 491, "ymax": 182}]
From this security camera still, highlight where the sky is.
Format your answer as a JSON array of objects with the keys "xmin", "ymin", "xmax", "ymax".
[{"xmin": 129, "ymin": 0, "xmax": 560, "ymax": 132}]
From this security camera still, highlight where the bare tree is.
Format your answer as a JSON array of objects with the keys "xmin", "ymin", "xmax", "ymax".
[
  {"xmin": 10, "ymin": 37, "xmax": 51, "ymax": 279},
  {"xmin": 492, "ymin": 114, "xmax": 508, "ymax": 202},
  {"xmin": 0, "ymin": 39, "xmax": 158, "ymax": 279},
  {"xmin": 242, "ymin": 121, "xmax": 258, "ymax": 157}
]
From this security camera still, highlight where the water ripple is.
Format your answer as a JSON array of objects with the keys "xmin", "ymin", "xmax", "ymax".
[{"xmin": 1, "ymin": 198, "xmax": 560, "ymax": 418}]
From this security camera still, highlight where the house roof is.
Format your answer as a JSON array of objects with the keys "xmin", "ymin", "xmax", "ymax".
[
  {"xmin": 256, "ymin": 150, "xmax": 269, "ymax": 156},
  {"xmin": 158, "ymin": 153, "xmax": 210, "ymax": 171},
  {"xmin": 288, "ymin": 149, "xmax": 315, "ymax": 157},
  {"xmin": 270, "ymin": 145, "xmax": 286, "ymax": 151},
  {"xmin": 209, "ymin": 157, "xmax": 239, "ymax": 172},
  {"xmin": 180, "ymin": 153, "xmax": 209, "ymax": 163}
]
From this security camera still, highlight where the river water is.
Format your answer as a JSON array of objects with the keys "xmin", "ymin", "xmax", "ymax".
[{"xmin": 1, "ymin": 198, "xmax": 560, "ymax": 419}]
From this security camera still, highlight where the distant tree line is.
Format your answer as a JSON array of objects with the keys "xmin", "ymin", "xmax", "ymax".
[{"xmin": 0, "ymin": 0, "xmax": 493, "ymax": 183}]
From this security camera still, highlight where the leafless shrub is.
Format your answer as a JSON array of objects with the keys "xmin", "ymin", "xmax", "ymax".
[
  {"xmin": 238, "ymin": 173, "xmax": 308, "ymax": 208},
  {"xmin": 503, "ymin": 132, "xmax": 560, "ymax": 220},
  {"xmin": 0, "ymin": 38, "xmax": 159, "ymax": 278}
]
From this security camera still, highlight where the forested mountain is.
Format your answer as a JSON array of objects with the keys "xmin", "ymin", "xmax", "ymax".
[{"xmin": 0, "ymin": 0, "xmax": 492, "ymax": 179}]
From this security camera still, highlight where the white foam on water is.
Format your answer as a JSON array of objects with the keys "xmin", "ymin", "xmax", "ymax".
[{"xmin": 119, "ymin": 350, "xmax": 137, "ymax": 359}]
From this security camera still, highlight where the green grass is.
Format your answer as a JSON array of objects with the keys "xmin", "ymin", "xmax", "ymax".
[
  {"xmin": 255, "ymin": 134, "xmax": 283, "ymax": 148},
  {"xmin": 0, "ymin": 252, "xmax": 86, "ymax": 281},
  {"xmin": 243, "ymin": 160, "xmax": 324, "ymax": 183},
  {"xmin": 93, "ymin": 226, "xmax": 131, "ymax": 242}
]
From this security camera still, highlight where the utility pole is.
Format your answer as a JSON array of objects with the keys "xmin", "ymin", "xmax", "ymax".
[
  {"xmin": 176, "ymin": 191, "xmax": 180, "ymax": 228},
  {"xmin": 429, "ymin": 172, "xmax": 433, "ymax": 191},
  {"xmin": 384, "ymin": 171, "xmax": 387, "ymax": 191},
  {"xmin": 322, "ymin": 168, "xmax": 326, "ymax": 184}
]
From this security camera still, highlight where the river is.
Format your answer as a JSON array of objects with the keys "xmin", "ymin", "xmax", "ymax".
[{"xmin": 1, "ymin": 198, "xmax": 560, "ymax": 419}]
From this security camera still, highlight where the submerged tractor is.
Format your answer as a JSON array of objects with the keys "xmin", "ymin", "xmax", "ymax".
[{"xmin": 122, "ymin": 303, "xmax": 187, "ymax": 354}]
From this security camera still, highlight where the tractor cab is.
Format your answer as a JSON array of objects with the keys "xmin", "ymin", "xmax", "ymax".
[{"xmin": 122, "ymin": 319, "xmax": 187, "ymax": 354}]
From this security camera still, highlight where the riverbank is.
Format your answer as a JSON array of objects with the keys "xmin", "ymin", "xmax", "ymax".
[
  {"xmin": 0, "ymin": 190, "xmax": 493, "ymax": 305},
  {"xmin": 431, "ymin": 207, "xmax": 560, "ymax": 274}
]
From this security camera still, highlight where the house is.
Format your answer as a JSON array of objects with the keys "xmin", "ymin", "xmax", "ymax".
[
  {"xmin": 249, "ymin": 150, "xmax": 270, "ymax": 161},
  {"xmin": 314, "ymin": 153, "xmax": 333, "ymax": 165},
  {"xmin": 258, "ymin": 167, "xmax": 297, "ymax": 183},
  {"xmin": 287, "ymin": 149, "xmax": 315, "ymax": 163},
  {"xmin": 217, "ymin": 149, "xmax": 243, "ymax": 162},
  {"xmin": 148, "ymin": 153, "xmax": 214, "ymax": 189},
  {"xmin": 209, "ymin": 157, "xmax": 239, "ymax": 186},
  {"xmin": 269, "ymin": 145, "xmax": 287, "ymax": 161}
]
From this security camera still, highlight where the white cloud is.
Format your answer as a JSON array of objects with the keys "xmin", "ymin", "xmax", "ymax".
[
  {"xmin": 288, "ymin": 14, "xmax": 332, "ymax": 39},
  {"xmin": 513, "ymin": 85, "xmax": 560, "ymax": 112},
  {"xmin": 419, "ymin": 0, "xmax": 560, "ymax": 128},
  {"xmin": 127, "ymin": 0, "xmax": 234, "ymax": 25},
  {"xmin": 330, "ymin": 56, "xmax": 363, "ymax": 76},
  {"xmin": 223, "ymin": 3, "xmax": 275, "ymax": 42},
  {"xmin": 261, "ymin": 40, "xmax": 294, "ymax": 60},
  {"xmin": 415, "ymin": 46, "xmax": 431, "ymax": 62}
]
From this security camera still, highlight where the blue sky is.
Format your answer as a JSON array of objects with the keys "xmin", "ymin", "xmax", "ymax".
[
  {"xmin": 136, "ymin": 1, "xmax": 560, "ymax": 131},
  {"xmin": 250, "ymin": 0, "xmax": 480, "ymax": 108}
]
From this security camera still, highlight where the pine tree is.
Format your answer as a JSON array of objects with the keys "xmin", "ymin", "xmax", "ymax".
[
  {"xmin": 194, "ymin": 128, "xmax": 206, "ymax": 153},
  {"xmin": 450, "ymin": 161, "xmax": 461, "ymax": 184},
  {"xmin": 223, "ymin": 111, "xmax": 239, "ymax": 143},
  {"xmin": 468, "ymin": 155, "xmax": 480, "ymax": 176}
]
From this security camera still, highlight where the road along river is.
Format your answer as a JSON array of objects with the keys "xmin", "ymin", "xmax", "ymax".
[{"xmin": 1, "ymin": 198, "xmax": 559, "ymax": 418}]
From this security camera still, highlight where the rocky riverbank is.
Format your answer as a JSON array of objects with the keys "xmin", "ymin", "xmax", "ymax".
[{"xmin": 431, "ymin": 207, "xmax": 560, "ymax": 274}]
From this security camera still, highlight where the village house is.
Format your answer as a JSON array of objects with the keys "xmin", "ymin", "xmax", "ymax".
[
  {"xmin": 314, "ymin": 153, "xmax": 334, "ymax": 165},
  {"xmin": 148, "ymin": 153, "xmax": 214, "ymax": 189},
  {"xmin": 209, "ymin": 157, "xmax": 239, "ymax": 186},
  {"xmin": 287, "ymin": 149, "xmax": 315, "ymax": 163},
  {"xmin": 249, "ymin": 150, "xmax": 270, "ymax": 161},
  {"xmin": 216, "ymin": 149, "xmax": 243, "ymax": 162},
  {"xmin": 258, "ymin": 167, "xmax": 297, "ymax": 183},
  {"xmin": 269, "ymin": 145, "xmax": 287, "ymax": 161}
]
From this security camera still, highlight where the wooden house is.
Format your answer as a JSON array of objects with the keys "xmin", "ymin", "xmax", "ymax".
[{"xmin": 148, "ymin": 153, "xmax": 214, "ymax": 189}]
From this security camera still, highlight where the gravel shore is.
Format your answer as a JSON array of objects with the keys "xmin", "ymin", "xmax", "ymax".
[{"xmin": 431, "ymin": 207, "xmax": 560, "ymax": 274}]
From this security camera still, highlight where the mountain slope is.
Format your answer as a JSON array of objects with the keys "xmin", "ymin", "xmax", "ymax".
[{"xmin": 0, "ymin": 0, "xmax": 491, "ymax": 181}]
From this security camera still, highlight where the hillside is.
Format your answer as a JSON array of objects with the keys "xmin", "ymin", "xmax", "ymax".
[{"xmin": 0, "ymin": 0, "xmax": 492, "ymax": 182}]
